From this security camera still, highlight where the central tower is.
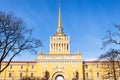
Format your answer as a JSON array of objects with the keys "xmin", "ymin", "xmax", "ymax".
[
  {"xmin": 49, "ymin": 5, "xmax": 70, "ymax": 54},
  {"xmin": 37, "ymin": 2, "xmax": 83, "ymax": 80}
]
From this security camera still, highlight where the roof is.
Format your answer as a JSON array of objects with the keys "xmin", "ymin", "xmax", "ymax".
[{"xmin": 2, "ymin": 61, "xmax": 36, "ymax": 63}]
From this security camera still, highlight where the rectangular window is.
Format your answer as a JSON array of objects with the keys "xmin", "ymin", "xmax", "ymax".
[
  {"xmin": 32, "ymin": 65, "xmax": 34, "ymax": 69},
  {"xmin": 97, "ymin": 72, "xmax": 99, "ymax": 77},
  {"xmin": 118, "ymin": 65, "xmax": 120, "ymax": 68},
  {"xmin": 86, "ymin": 65, "xmax": 88, "ymax": 69},
  {"xmin": 108, "ymin": 64, "xmax": 110, "ymax": 68},
  {"xmin": 21, "ymin": 65, "xmax": 23, "ymax": 69},
  {"xmin": 20, "ymin": 73, "xmax": 22, "ymax": 78},
  {"xmin": 9, "ymin": 73, "xmax": 12, "ymax": 78},
  {"xmin": 31, "ymin": 73, "xmax": 33, "ymax": 77},
  {"xmin": 96, "ymin": 64, "xmax": 99, "ymax": 69},
  {"xmin": 10, "ymin": 65, "xmax": 12, "ymax": 69},
  {"xmin": 108, "ymin": 72, "xmax": 110, "ymax": 78},
  {"xmin": 86, "ymin": 72, "xmax": 88, "ymax": 77}
]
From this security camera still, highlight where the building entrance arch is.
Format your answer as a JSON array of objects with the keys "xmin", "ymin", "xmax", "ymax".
[
  {"xmin": 55, "ymin": 75, "xmax": 64, "ymax": 80},
  {"xmin": 52, "ymin": 71, "xmax": 67, "ymax": 80}
]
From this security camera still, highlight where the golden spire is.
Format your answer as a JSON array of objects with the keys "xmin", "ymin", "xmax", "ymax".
[{"xmin": 57, "ymin": 1, "xmax": 63, "ymax": 32}]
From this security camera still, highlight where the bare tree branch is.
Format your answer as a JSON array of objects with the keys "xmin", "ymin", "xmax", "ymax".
[
  {"xmin": 0, "ymin": 11, "xmax": 42, "ymax": 73},
  {"xmin": 99, "ymin": 25, "xmax": 120, "ymax": 80},
  {"xmin": 102, "ymin": 25, "xmax": 120, "ymax": 49}
]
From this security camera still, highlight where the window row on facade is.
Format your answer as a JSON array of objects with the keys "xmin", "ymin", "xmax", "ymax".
[
  {"xmin": 8, "ymin": 72, "xmax": 34, "ymax": 78},
  {"xmin": 85, "ymin": 72, "xmax": 100, "ymax": 78},
  {"xmin": 86, "ymin": 71, "xmax": 120, "ymax": 78},
  {"xmin": 85, "ymin": 64, "xmax": 120, "ymax": 69},
  {"xmin": 9, "ymin": 65, "xmax": 34, "ymax": 69},
  {"xmin": 85, "ymin": 64, "xmax": 99, "ymax": 69}
]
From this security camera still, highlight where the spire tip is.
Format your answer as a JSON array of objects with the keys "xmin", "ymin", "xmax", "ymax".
[{"xmin": 57, "ymin": 0, "xmax": 63, "ymax": 32}]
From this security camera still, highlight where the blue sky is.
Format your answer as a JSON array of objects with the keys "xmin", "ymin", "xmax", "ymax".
[{"xmin": 0, "ymin": 0, "xmax": 120, "ymax": 61}]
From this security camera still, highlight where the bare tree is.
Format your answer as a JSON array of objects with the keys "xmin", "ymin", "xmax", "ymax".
[
  {"xmin": 98, "ymin": 49, "xmax": 120, "ymax": 80},
  {"xmin": 0, "ymin": 11, "xmax": 42, "ymax": 73},
  {"xmin": 102, "ymin": 25, "xmax": 120, "ymax": 49},
  {"xmin": 98, "ymin": 25, "xmax": 120, "ymax": 80}
]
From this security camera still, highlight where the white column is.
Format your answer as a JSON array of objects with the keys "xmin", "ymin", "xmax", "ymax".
[
  {"xmin": 65, "ymin": 43, "xmax": 66, "ymax": 51},
  {"xmin": 51, "ymin": 43, "xmax": 52, "ymax": 51},
  {"xmin": 63, "ymin": 43, "xmax": 64, "ymax": 51},
  {"xmin": 64, "ymin": 43, "xmax": 66, "ymax": 51},
  {"xmin": 52, "ymin": 43, "xmax": 53, "ymax": 51},
  {"xmin": 60, "ymin": 43, "xmax": 62, "ymax": 51},
  {"xmin": 56, "ymin": 43, "xmax": 58, "ymax": 51}
]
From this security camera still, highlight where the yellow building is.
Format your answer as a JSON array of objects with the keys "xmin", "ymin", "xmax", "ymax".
[{"xmin": 1, "ymin": 5, "xmax": 119, "ymax": 80}]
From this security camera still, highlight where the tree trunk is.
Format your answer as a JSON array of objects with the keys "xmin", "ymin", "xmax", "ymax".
[{"xmin": 112, "ymin": 61, "xmax": 117, "ymax": 80}]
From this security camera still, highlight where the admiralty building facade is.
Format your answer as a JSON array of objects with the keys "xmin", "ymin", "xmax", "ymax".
[{"xmin": 1, "ymin": 6, "xmax": 120, "ymax": 80}]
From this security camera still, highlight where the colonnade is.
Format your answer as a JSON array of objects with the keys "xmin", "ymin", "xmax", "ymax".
[{"xmin": 50, "ymin": 43, "xmax": 70, "ymax": 51}]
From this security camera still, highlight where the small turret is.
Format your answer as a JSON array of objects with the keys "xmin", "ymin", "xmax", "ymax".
[{"xmin": 77, "ymin": 50, "xmax": 81, "ymax": 55}]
